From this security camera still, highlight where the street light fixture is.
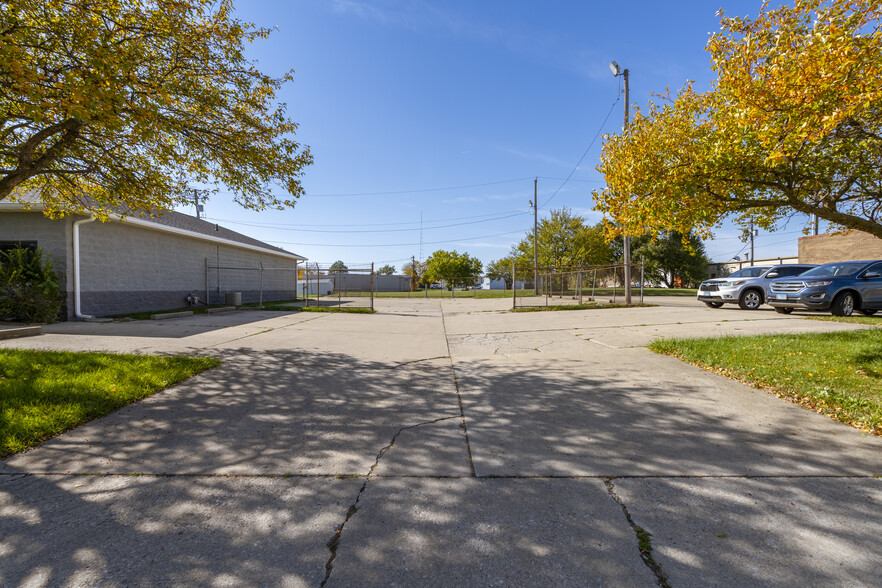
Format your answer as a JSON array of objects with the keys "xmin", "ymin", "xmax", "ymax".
[{"xmin": 610, "ymin": 60, "xmax": 632, "ymax": 304}]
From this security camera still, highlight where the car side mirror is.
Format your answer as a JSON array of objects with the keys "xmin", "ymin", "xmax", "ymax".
[
  {"xmin": 863, "ymin": 271, "xmax": 881, "ymax": 279},
  {"xmin": 765, "ymin": 272, "xmax": 779, "ymax": 279}
]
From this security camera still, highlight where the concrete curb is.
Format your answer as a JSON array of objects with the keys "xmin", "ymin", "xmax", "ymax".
[
  {"xmin": 0, "ymin": 325, "xmax": 42, "ymax": 340},
  {"xmin": 204, "ymin": 306, "xmax": 237, "ymax": 314},
  {"xmin": 149, "ymin": 310, "xmax": 194, "ymax": 320}
]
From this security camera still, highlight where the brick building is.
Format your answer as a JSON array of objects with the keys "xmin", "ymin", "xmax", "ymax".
[
  {"xmin": 798, "ymin": 231, "xmax": 882, "ymax": 264},
  {"xmin": 0, "ymin": 198, "xmax": 305, "ymax": 319}
]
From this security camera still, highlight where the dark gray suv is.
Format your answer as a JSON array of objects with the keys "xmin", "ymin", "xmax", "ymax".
[
  {"xmin": 768, "ymin": 260, "xmax": 882, "ymax": 316},
  {"xmin": 697, "ymin": 264, "xmax": 817, "ymax": 310}
]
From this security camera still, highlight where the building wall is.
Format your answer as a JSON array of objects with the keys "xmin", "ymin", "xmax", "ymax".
[
  {"xmin": 707, "ymin": 256, "xmax": 799, "ymax": 279},
  {"xmin": 328, "ymin": 273, "xmax": 412, "ymax": 292},
  {"xmin": 76, "ymin": 219, "xmax": 299, "ymax": 316},
  {"xmin": 0, "ymin": 212, "xmax": 74, "ymax": 314},
  {"xmin": 798, "ymin": 231, "xmax": 882, "ymax": 264}
]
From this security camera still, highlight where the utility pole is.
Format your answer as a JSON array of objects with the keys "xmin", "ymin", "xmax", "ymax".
[
  {"xmin": 192, "ymin": 189, "xmax": 207, "ymax": 220},
  {"xmin": 749, "ymin": 223, "xmax": 758, "ymax": 267},
  {"xmin": 529, "ymin": 178, "xmax": 539, "ymax": 295},
  {"xmin": 610, "ymin": 61, "xmax": 631, "ymax": 304},
  {"xmin": 411, "ymin": 255, "xmax": 417, "ymax": 292}
]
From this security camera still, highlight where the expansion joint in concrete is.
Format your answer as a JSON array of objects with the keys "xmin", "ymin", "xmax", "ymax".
[
  {"xmin": 603, "ymin": 478, "xmax": 672, "ymax": 588},
  {"xmin": 387, "ymin": 355, "xmax": 450, "ymax": 370},
  {"xmin": 439, "ymin": 302, "xmax": 477, "ymax": 478},
  {"xmin": 320, "ymin": 415, "xmax": 460, "ymax": 587},
  {"xmin": 203, "ymin": 313, "xmax": 327, "ymax": 349}
]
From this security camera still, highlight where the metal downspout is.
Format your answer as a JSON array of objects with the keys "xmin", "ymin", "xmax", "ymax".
[{"xmin": 72, "ymin": 217, "xmax": 95, "ymax": 319}]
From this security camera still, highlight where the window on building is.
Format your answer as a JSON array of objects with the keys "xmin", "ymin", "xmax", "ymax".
[{"xmin": 0, "ymin": 241, "xmax": 38, "ymax": 254}]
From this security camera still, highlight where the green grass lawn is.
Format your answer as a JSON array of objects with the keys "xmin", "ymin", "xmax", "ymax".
[
  {"xmin": 261, "ymin": 305, "xmax": 375, "ymax": 313},
  {"xmin": 373, "ymin": 289, "xmax": 534, "ymax": 299},
  {"xmin": 512, "ymin": 302, "xmax": 656, "ymax": 312},
  {"xmin": 368, "ymin": 287, "xmax": 695, "ymax": 299},
  {"xmin": 0, "ymin": 350, "xmax": 220, "ymax": 458},
  {"xmin": 804, "ymin": 315, "xmax": 882, "ymax": 326},
  {"xmin": 649, "ymin": 330, "xmax": 882, "ymax": 435}
]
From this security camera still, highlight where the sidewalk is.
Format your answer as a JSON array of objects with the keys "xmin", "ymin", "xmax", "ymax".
[{"xmin": 1, "ymin": 299, "xmax": 879, "ymax": 586}]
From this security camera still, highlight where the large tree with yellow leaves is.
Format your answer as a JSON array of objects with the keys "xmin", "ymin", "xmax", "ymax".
[
  {"xmin": 0, "ymin": 0, "xmax": 312, "ymax": 217},
  {"xmin": 595, "ymin": 0, "xmax": 882, "ymax": 240}
]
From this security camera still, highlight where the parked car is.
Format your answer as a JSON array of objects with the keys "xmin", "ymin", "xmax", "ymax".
[
  {"xmin": 697, "ymin": 264, "xmax": 818, "ymax": 310},
  {"xmin": 768, "ymin": 260, "xmax": 882, "ymax": 316}
]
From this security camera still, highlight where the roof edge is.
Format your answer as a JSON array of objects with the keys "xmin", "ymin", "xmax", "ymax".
[{"xmin": 0, "ymin": 201, "xmax": 307, "ymax": 262}]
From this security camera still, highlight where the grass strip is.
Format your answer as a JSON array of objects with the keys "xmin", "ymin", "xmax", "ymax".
[
  {"xmin": 649, "ymin": 330, "xmax": 882, "ymax": 435},
  {"xmin": 0, "ymin": 349, "xmax": 220, "ymax": 458},
  {"xmin": 512, "ymin": 303, "xmax": 656, "ymax": 312},
  {"xmin": 254, "ymin": 305, "xmax": 375, "ymax": 314},
  {"xmin": 804, "ymin": 315, "xmax": 882, "ymax": 326},
  {"xmin": 371, "ymin": 287, "xmax": 695, "ymax": 299}
]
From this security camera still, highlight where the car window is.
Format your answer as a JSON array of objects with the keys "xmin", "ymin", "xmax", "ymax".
[
  {"xmin": 863, "ymin": 262, "xmax": 882, "ymax": 276},
  {"xmin": 728, "ymin": 266, "xmax": 772, "ymax": 278},
  {"xmin": 800, "ymin": 263, "xmax": 866, "ymax": 278},
  {"xmin": 775, "ymin": 266, "xmax": 811, "ymax": 277}
]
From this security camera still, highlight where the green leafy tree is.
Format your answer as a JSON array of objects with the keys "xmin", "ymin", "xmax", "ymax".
[
  {"xmin": 376, "ymin": 264, "xmax": 395, "ymax": 275},
  {"xmin": 595, "ymin": 0, "xmax": 882, "ymax": 241},
  {"xmin": 0, "ymin": 0, "xmax": 312, "ymax": 217},
  {"xmin": 424, "ymin": 250, "xmax": 482, "ymax": 290},
  {"xmin": 329, "ymin": 260, "xmax": 348, "ymax": 273},
  {"xmin": 511, "ymin": 209, "xmax": 613, "ymax": 269},
  {"xmin": 485, "ymin": 256, "xmax": 516, "ymax": 289},
  {"xmin": 402, "ymin": 260, "xmax": 427, "ymax": 290},
  {"xmin": 631, "ymin": 231, "xmax": 710, "ymax": 288},
  {"xmin": 0, "ymin": 245, "xmax": 63, "ymax": 322}
]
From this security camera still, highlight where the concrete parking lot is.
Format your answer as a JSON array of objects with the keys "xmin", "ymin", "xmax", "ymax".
[{"xmin": 1, "ymin": 297, "xmax": 880, "ymax": 586}]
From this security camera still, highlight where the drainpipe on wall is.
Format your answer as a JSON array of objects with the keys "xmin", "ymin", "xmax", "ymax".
[{"xmin": 73, "ymin": 217, "xmax": 96, "ymax": 319}]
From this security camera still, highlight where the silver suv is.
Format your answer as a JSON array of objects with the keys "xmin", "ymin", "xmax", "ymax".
[{"xmin": 697, "ymin": 264, "xmax": 817, "ymax": 310}]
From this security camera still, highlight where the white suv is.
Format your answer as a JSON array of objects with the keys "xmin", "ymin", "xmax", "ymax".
[{"xmin": 697, "ymin": 264, "xmax": 817, "ymax": 310}]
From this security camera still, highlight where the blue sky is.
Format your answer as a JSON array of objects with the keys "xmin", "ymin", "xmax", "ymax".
[{"xmin": 182, "ymin": 0, "xmax": 812, "ymax": 270}]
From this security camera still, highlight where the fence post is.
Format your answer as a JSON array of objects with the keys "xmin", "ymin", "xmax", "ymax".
[
  {"xmin": 370, "ymin": 262, "xmax": 375, "ymax": 312},
  {"xmin": 512, "ymin": 261, "xmax": 516, "ymax": 310},
  {"xmin": 640, "ymin": 256, "xmax": 645, "ymax": 305},
  {"xmin": 259, "ymin": 262, "xmax": 264, "ymax": 308},
  {"xmin": 578, "ymin": 269, "xmax": 583, "ymax": 304},
  {"xmin": 613, "ymin": 266, "xmax": 617, "ymax": 303},
  {"xmin": 425, "ymin": 283, "xmax": 428, "ymax": 298}
]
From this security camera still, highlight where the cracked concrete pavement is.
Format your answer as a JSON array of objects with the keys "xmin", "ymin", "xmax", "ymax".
[{"xmin": 1, "ymin": 297, "xmax": 881, "ymax": 586}]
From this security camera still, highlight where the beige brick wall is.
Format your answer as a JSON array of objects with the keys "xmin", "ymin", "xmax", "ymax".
[{"xmin": 798, "ymin": 231, "xmax": 882, "ymax": 264}]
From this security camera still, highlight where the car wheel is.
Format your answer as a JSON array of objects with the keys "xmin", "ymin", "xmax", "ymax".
[
  {"xmin": 859, "ymin": 309, "xmax": 877, "ymax": 316},
  {"xmin": 738, "ymin": 290, "xmax": 762, "ymax": 310},
  {"xmin": 775, "ymin": 307, "xmax": 793, "ymax": 314},
  {"xmin": 831, "ymin": 292, "xmax": 856, "ymax": 317},
  {"xmin": 704, "ymin": 301, "xmax": 724, "ymax": 308}
]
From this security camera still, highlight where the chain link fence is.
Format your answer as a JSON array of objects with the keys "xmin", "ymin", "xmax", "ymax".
[
  {"xmin": 300, "ymin": 263, "xmax": 376, "ymax": 310},
  {"xmin": 204, "ymin": 260, "xmax": 298, "ymax": 307},
  {"xmin": 202, "ymin": 259, "xmax": 647, "ymax": 311},
  {"xmin": 511, "ymin": 262, "xmax": 646, "ymax": 309}
]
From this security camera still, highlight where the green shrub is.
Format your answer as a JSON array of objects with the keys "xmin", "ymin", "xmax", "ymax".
[{"xmin": 0, "ymin": 246, "xmax": 64, "ymax": 323}]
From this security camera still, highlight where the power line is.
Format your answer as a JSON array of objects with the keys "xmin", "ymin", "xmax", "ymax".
[
  {"xmin": 538, "ymin": 176, "xmax": 603, "ymax": 183},
  {"xmin": 202, "ymin": 208, "xmax": 531, "ymax": 228},
  {"xmin": 266, "ymin": 229, "xmax": 525, "ymax": 248},
  {"xmin": 240, "ymin": 177, "xmax": 534, "ymax": 199},
  {"xmin": 540, "ymin": 92, "xmax": 622, "ymax": 208},
  {"xmin": 203, "ymin": 211, "xmax": 529, "ymax": 234}
]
